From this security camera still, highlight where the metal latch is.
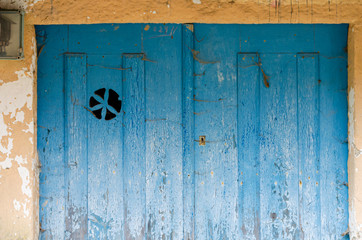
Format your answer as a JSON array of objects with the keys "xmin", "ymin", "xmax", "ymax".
[{"xmin": 199, "ymin": 135, "xmax": 206, "ymax": 146}]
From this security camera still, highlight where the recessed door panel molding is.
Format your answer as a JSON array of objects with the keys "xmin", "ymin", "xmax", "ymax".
[
  {"xmin": 86, "ymin": 54, "xmax": 124, "ymax": 239},
  {"xmin": 37, "ymin": 24, "xmax": 348, "ymax": 240}
]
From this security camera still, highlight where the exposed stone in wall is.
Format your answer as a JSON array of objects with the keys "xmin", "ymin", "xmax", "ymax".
[{"xmin": 0, "ymin": 0, "xmax": 43, "ymax": 11}]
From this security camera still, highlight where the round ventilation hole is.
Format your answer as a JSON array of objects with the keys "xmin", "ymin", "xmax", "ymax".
[{"xmin": 89, "ymin": 88, "xmax": 122, "ymax": 120}]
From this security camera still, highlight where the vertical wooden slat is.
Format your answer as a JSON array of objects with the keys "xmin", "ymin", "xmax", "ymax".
[
  {"xmin": 87, "ymin": 55, "xmax": 124, "ymax": 240},
  {"xmin": 319, "ymin": 57, "xmax": 349, "ymax": 239},
  {"xmin": 297, "ymin": 53, "xmax": 321, "ymax": 239},
  {"xmin": 123, "ymin": 54, "xmax": 146, "ymax": 240},
  {"xmin": 143, "ymin": 24, "xmax": 183, "ymax": 240},
  {"xmin": 64, "ymin": 53, "xmax": 88, "ymax": 239},
  {"xmin": 193, "ymin": 24, "xmax": 239, "ymax": 240},
  {"xmin": 237, "ymin": 53, "xmax": 260, "ymax": 239},
  {"xmin": 37, "ymin": 25, "xmax": 68, "ymax": 240},
  {"xmin": 182, "ymin": 23, "xmax": 195, "ymax": 240},
  {"xmin": 259, "ymin": 54, "xmax": 299, "ymax": 239}
]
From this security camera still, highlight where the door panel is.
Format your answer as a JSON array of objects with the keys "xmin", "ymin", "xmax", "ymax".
[
  {"xmin": 37, "ymin": 24, "xmax": 348, "ymax": 239},
  {"xmin": 258, "ymin": 54, "xmax": 299, "ymax": 239},
  {"xmin": 193, "ymin": 25, "xmax": 239, "ymax": 240},
  {"xmin": 86, "ymin": 55, "xmax": 124, "ymax": 239},
  {"xmin": 142, "ymin": 25, "xmax": 184, "ymax": 240},
  {"xmin": 319, "ymin": 56, "xmax": 348, "ymax": 239}
]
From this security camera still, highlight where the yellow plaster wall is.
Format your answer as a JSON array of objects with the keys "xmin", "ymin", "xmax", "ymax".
[
  {"xmin": 348, "ymin": 24, "xmax": 362, "ymax": 239},
  {"xmin": 0, "ymin": 24, "xmax": 38, "ymax": 240},
  {"xmin": 1, "ymin": 0, "xmax": 362, "ymax": 239},
  {"xmin": 24, "ymin": 0, "xmax": 362, "ymax": 25}
]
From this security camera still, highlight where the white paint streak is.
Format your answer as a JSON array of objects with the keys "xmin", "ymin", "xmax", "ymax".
[
  {"xmin": 18, "ymin": 166, "xmax": 31, "ymax": 198},
  {"xmin": 348, "ymin": 88, "xmax": 362, "ymax": 239},
  {"xmin": 0, "ymin": 67, "xmax": 33, "ymax": 149},
  {"xmin": 349, "ymin": 88, "xmax": 355, "ymax": 151},
  {"xmin": 15, "ymin": 111, "xmax": 25, "ymax": 123},
  {"xmin": 349, "ymin": 200, "xmax": 362, "ymax": 239},
  {"xmin": 13, "ymin": 199, "xmax": 21, "ymax": 211},
  {"xmin": 217, "ymin": 64, "xmax": 224, "ymax": 84},
  {"xmin": 23, "ymin": 120, "xmax": 34, "ymax": 134},
  {"xmin": 348, "ymin": 88, "xmax": 362, "ymax": 158},
  {"xmin": 0, "ymin": 70, "xmax": 33, "ymax": 116},
  {"xmin": 22, "ymin": 201, "xmax": 29, "ymax": 217},
  {"xmin": 15, "ymin": 155, "xmax": 27, "ymax": 165},
  {"xmin": 193, "ymin": 0, "xmax": 202, "ymax": 4}
]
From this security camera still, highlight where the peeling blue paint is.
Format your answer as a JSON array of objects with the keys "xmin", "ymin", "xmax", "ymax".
[{"xmin": 37, "ymin": 24, "xmax": 348, "ymax": 239}]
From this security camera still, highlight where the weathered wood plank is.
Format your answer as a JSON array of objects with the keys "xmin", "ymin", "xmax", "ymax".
[
  {"xmin": 237, "ymin": 53, "xmax": 260, "ymax": 240},
  {"xmin": 142, "ymin": 24, "xmax": 184, "ymax": 239},
  {"xmin": 193, "ymin": 24, "xmax": 239, "ymax": 240},
  {"xmin": 297, "ymin": 53, "xmax": 321, "ymax": 239},
  {"xmin": 317, "ymin": 25, "xmax": 349, "ymax": 239},
  {"xmin": 122, "ymin": 54, "xmax": 146, "ymax": 240},
  {"xmin": 320, "ymin": 58, "xmax": 349, "ymax": 239},
  {"xmin": 37, "ymin": 25, "xmax": 68, "ymax": 240},
  {"xmin": 182, "ymin": 23, "xmax": 195, "ymax": 240},
  {"xmin": 64, "ymin": 53, "xmax": 88, "ymax": 239}
]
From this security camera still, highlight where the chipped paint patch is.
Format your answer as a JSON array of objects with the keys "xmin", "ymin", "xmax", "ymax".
[
  {"xmin": 0, "ymin": 31, "xmax": 36, "ymax": 239},
  {"xmin": 13, "ymin": 199, "xmax": 21, "ymax": 211},
  {"xmin": 349, "ymin": 88, "xmax": 356, "ymax": 151},
  {"xmin": 18, "ymin": 165, "xmax": 31, "ymax": 197},
  {"xmin": 0, "ymin": 39, "xmax": 34, "ymax": 172},
  {"xmin": 185, "ymin": 24, "xmax": 194, "ymax": 32},
  {"xmin": 0, "ymin": 69, "xmax": 33, "ymax": 114},
  {"xmin": 217, "ymin": 65, "xmax": 224, "ymax": 84},
  {"xmin": 193, "ymin": 0, "xmax": 202, "ymax": 4},
  {"xmin": 348, "ymin": 87, "xmax": 362, "ymax": 238},
  {"xmin": 349, "ymin": 201, "xmax": 362, "ymax": 239}
]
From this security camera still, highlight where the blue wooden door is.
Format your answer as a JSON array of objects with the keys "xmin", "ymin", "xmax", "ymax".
[{"xmin": 37, "ymin": 24, "xmax": 348, "ymax": 240}]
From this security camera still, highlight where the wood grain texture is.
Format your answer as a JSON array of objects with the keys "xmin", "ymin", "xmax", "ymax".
[
  {"xmin": 38, "ymin": 24, "xmax": 348, "ymax": 240},
  {"xmin": 87, "ymin": 55, "xmax": 124, "ymax": 239},
  {"xmin": 259, "ymin": 54, "xmax": 299, "ymax": 239},
  {"xmin": 297, "ymin": 53, "xmax": 321, "ymax": 240},
  {"xmin": 182, "ymin": 24, "xmax": 196, "ymax": 240},
  {"xmin": 123, "ymin": 54, "xmax": 146, "ymax": 240},
  {"xmin": 64, "ymin": 53, "xmax": 88, "ymax": 239},
  {"xmin": 238, "ymin": 53, "xmax": 261, "ymax": 240},
  {"xmin": 37, "ymin": 25, "xmax": 68, "ymax": 240}
]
